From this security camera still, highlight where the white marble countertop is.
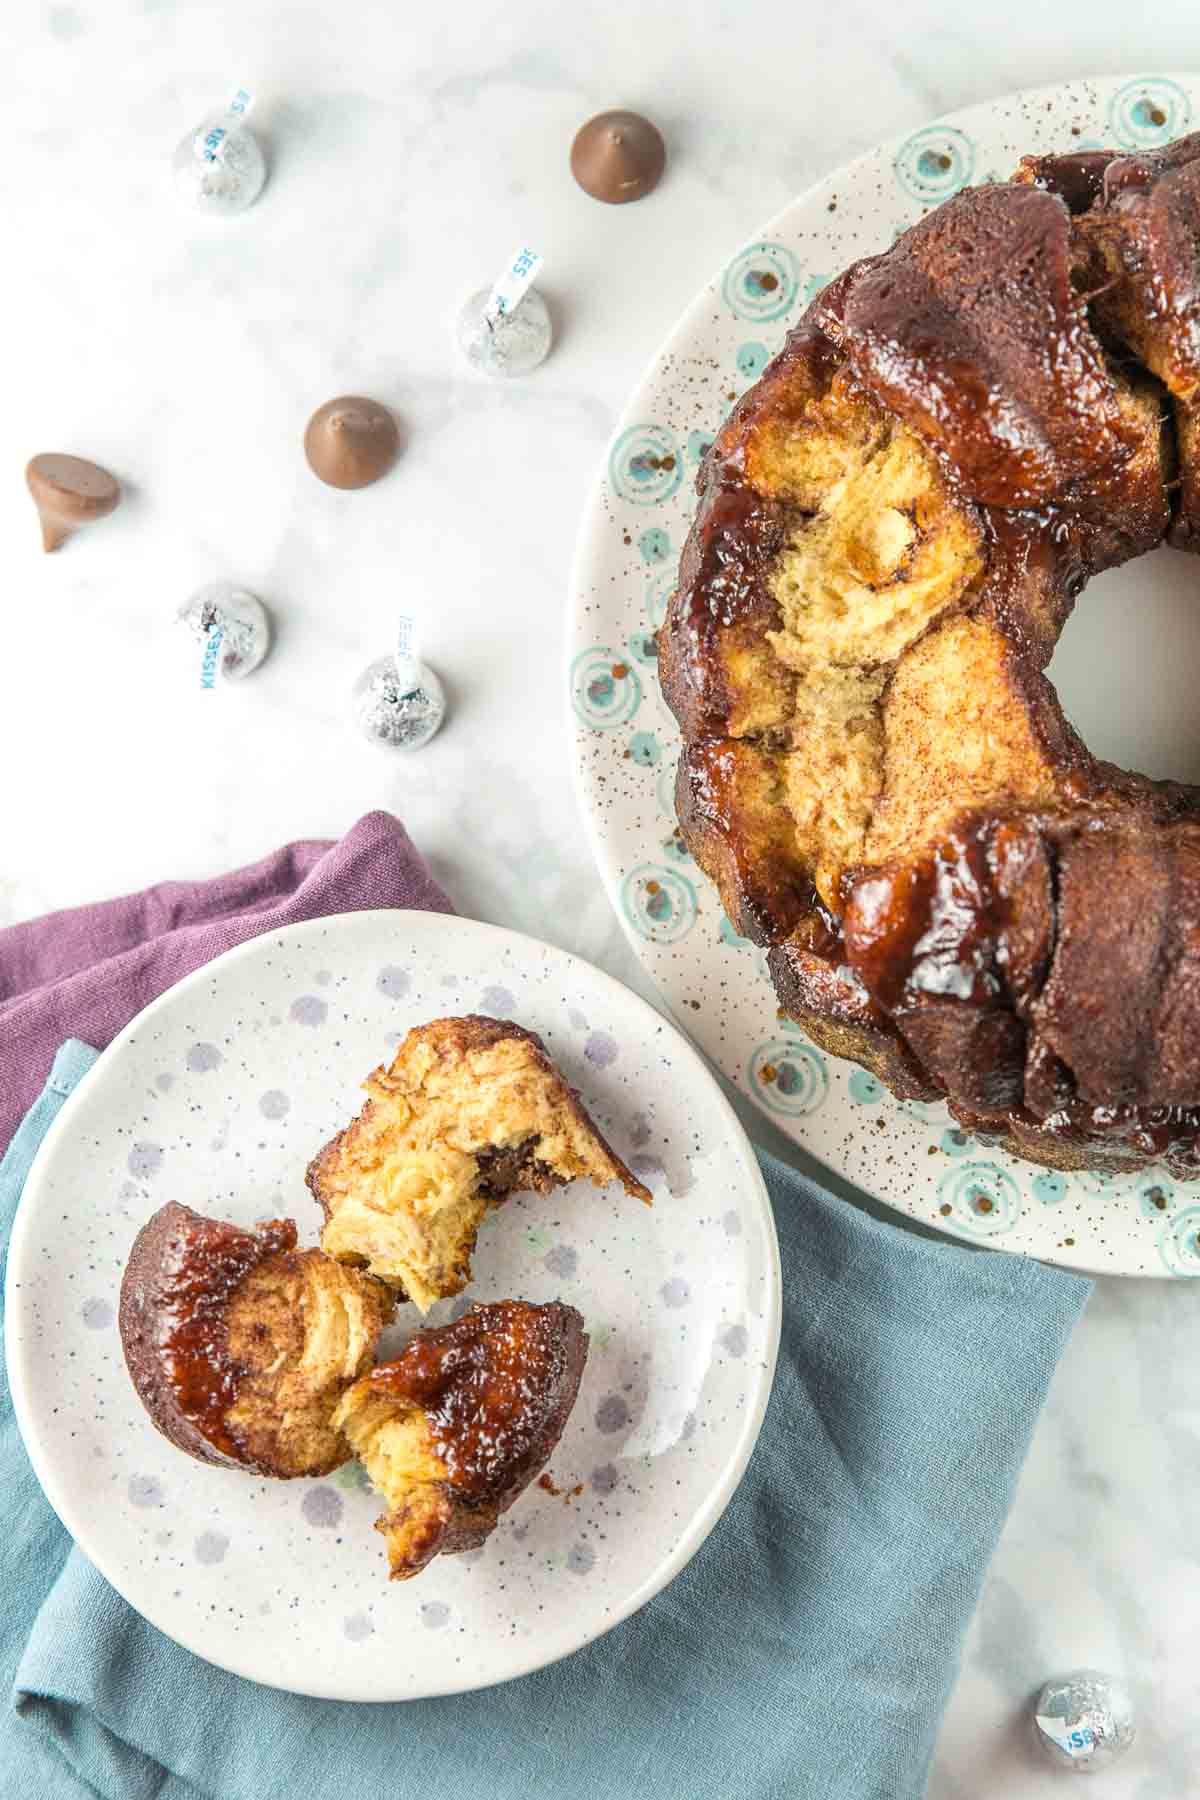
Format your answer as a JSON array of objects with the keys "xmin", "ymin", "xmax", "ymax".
[{"xmin": 4, "ymin": 1, "xmax": 1200, "ymax": 1791}]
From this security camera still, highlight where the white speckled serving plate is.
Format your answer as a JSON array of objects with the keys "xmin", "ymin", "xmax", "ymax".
[
  {"xmin": 570, "ymin": 73, "xmax": 1200, "ymax": 1279},
  {"xmin": 6, "ymin": 910, "xmax": 779, "ymax": 1700}
]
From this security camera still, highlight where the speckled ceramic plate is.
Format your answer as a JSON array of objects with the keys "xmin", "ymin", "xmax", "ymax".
[
  {"xmin": 570, "ymin": 73, "xmax": 1200, "ymax": 1279},
  {"xmin": 6, "ymin": 910, "xmax": 779, "ymax": 1700}
]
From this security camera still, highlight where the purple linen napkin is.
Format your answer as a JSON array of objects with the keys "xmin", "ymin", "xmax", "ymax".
[{"xmin": 0, "ymin": 811, "xmax": 452, "ymax": 1155}]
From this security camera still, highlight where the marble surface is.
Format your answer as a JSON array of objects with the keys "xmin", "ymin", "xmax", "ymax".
[{"xmin": 4, "ymin": 1, "xmax": 1200, "ymax": 1791}]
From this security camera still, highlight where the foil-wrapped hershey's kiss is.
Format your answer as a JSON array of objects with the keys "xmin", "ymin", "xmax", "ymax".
[
  {"xmin": 25, "ymin": 454, "xmax": 120, "ymax": 552},
  {"xmin": 456, "ymin": 245, "xmax": 552, "ymax": 379},
  {"xmin": 178, "ymin": 582, "xmax": 272, "ymax": 683},
  {"xmin": 1033, "ymin": 1669, "xmax": 1136, "ymax": 1772},
  {"xmin": 353, "ymin": 617, "xmax": 445, "ymax": 749},
  {"xmin": 173, "ymin": 88, "xmax": 266, "ymax": 215}
]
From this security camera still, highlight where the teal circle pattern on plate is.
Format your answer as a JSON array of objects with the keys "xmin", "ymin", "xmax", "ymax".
[
  {"xmin": 569, "ymin": 646, "xmax": 642, "ymax": 729},
  {"xmin": 638, "ymin": 527, "xmax": 672, "ymax": 565},
  {"xmin": 718, "ymin": 914, "xmax": 751, "ymax": 948},
  {"xmin": 1138, "ymin": 1178, "xmax": 1177, "ymax": 1221},
  {"xmin": 628, "ymin": 730, "xmax": 661, "ymax": 767},
  {"xmin": 686, "ymin": 428, "xmax": 714, "ymax": 465},
  {"xmin": 748, "ymin": 1038, "xmax": 828, "ymax": 1117},
  {"xmin": 721, "ymin": 242, "xmax": 800, "ymax": 322},
  {"xmin": 626, "ymin": 629, "xmax": 658, "ymax": 665},
  {"xmin": 937, "ymin": 1162, "xmax": 1021, "ymax": 1238},
  {"xmin": 645, "ymin": 567, "xmax": 674, "ymax": 627},
  {"xmin": 1158, "ymin": 1205, "xmax": 1200, "ymax": 1276},
  {"xmin": 1108, "ymin": 77, "xmax": 1192, "ymax": 149},
  {"xmin": 849, "ymin": 1069, "xmax": 882, "ymax": 1105},
  {"xmin": 893, "ymin": 125, "xmax": 975, "ymax": 201},
  {"xmin": 736, "ymin": 341, "xmax": 771, "ymax": 382},
  {"xmin": 608, "ymin": 424, "xmax": 684, "ymax": 507},
  {"xmin": 1032, "ymin": 1172, "xmax": 1067, "ymax": 1207},
  {"xmin": 620, "ymin": 863, "xmax": 698, "ymax": 944},
  {"xmin": 940, "ymin": 1126, "xmax": 971, "ymax": 1158}
]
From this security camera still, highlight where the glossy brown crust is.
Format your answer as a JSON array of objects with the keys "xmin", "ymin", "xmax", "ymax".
[
  {"xmin": 363, "ymin": 1300, "xmax": 588, "ymax": 1578},
  {"xmin": 120, "ymin": 1203, "xmax": 297, "ymax": 1470},
  {"xmin": 369, "ymin": 1301, "xmax": 587, "ymax": 1504},
  {"xmin": 119, "ymin": 1202, "xmax": 394, "ymax": 1475},
  {"xmin": 812, "ymin": 184, "xmax": 1133, "ymax": 507},
  {"xmin": 661, "ymin": 141, "xmax": 1200, "ymax": 1177}
]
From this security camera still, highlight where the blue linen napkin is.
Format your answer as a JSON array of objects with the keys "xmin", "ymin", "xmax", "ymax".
[{"xmin": 2, "ymin": 1041, "xmax": 1091, "ymax": 1800}]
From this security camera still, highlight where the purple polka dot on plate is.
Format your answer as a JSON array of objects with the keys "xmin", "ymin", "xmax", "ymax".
[
  {"xmin": 721, "ymin": 1324, "xmax": 749, "ymax": 1357},
  {"xmin": 186, "ymin": 1042, "xmax": 223, "ymax": 1073},
  {"xmin": 660, "ymin": 1277, "xmax": 690, "ymax": 1308},
  {"xmin": 722, "ymin": 1209, "xmax": 742, "ymax": 1237},
  {"xmin": 420, "ymin": 1601, "xmax": 450, "ymax": 1629},
  {"xmin": 128, "ymin": 1474, "xmax": 164, "ymax": 1508},
  {"xmin": 376, "ymin": 966, "xmax": 410, "ymax": 1000},
  {"xmin": 480, "ymin": 985, "xmax": 515, "ymax": 1015},
  {"xmin": 584, "ymin": 1031, "xmax": 618, "ymax": 1068},
  {"xmin": 259, "ymin": 1090, "xmax": 290, "ymax": 1121},
  {"xmin": 344, "ymin": 1612, "xmax": 374, "ymax": 1642},
  {"xmin": 591, "ymin": 1463, "xmax": 619, "ymax": 1495},
  {"xmin": 631, "ymin": 1153, "xmax": 663, "ymax": 1182},
  {"xmin": 195, "ymin": 1530, "xmax": 229, "ymax": 1565},
  {"xmin": 291, "ymin": 996, "xmax": 328, "ymax": 1028},
  {"xmin": 567, "ymin": 1541, "xmax": 596, "ymax": 1575},
  {"xmin": 127, "ymin": 1142, "xmax": 163, "ymax": 1182},
  {"xmin": 154, "ymin": 1073, "xmax": 174, "ymax": 1093},
  {"xmin": 595, "ymin": 1394, "xmax": 630, "ymax": 1434},
  {"xmin": 543, "ymin": 1244, "xmax": 578, "ymax": 1279},
  {"xmin": 302, "ymin": 1487, "xmax": 343, "ymax": 1529},
  {"xmin": 81, "ymin": 1297, "xmax": 113, "ymax": 1331}
]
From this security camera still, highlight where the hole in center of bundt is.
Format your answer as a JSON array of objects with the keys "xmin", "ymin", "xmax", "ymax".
[{"xmin": 1048, "ymin": 544, "xmax": 1200, "ymax": 786}]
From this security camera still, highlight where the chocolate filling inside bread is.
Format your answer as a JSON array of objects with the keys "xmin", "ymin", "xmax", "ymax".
[{"xmin": 307, "ymin": 1015, "xmax": 650, "ymax": 1310}]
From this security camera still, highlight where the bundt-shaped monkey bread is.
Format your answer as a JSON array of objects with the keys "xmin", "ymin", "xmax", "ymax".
[{"xmin": 661, "ymin": 133, "xmax": 1200, "ymax": 1178}]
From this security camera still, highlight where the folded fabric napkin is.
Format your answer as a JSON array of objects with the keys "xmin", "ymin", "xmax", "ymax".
[{"xmin": 0, "ymin": 815, "xmax": 1092, "ymax": 1800}]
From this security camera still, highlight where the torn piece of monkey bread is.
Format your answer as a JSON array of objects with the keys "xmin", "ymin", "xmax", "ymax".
[
  {"xmin": 307, "ymin": 1015, "xmax": 650, "ymax": 1311},
  {"xmin": 119, "ymin": 1201, "xmax": 395, "ymax": 1477},
  {"xmin": 332, "ymin": 1298, "xmax": 589, "ymax": 1580}
]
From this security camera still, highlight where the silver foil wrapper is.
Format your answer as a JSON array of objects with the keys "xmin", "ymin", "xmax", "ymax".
[
  {"xmin": 178, "ymin": 582, "xmax": 271, "ymax": 682},
  {"xmin": 352, "ymin": 654, "xmax": 446, "ymax": 749},
  {"xmin": 1033, "ymin": 1669, "xmax": 1136, "ymax": 1772},
  {"xmin": 173, "ymin": 114, "xmax": 267, "ymax": 214},
  {"xmin": 456, "ymin": 287, "xmax": 552, "ymax": 377}
]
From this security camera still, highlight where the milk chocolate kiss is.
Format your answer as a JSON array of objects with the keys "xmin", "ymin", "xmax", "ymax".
[
  {"xmin": 570, "ymin": 110, "xmax": 666, "ymax": 204},
  {"xmin": 304, "ymin": 397, "xmax": 400, "ymax": 489},
  {"xmin": 25, "ymin": 454, "xmax": 120, "ymax": 552}
]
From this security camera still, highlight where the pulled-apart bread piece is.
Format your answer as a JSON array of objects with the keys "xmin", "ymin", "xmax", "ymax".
[
  {"xmin": 332, "ymin": 1299, "xmax": 588, "ymax": 1580},
  {"xmin": 307, "ymin": 1016, "xmax": 650, "ymax": 1311},
  {"xmin": 119, "ymin": 1202, "xmax": 395, "ymax": 1477}
]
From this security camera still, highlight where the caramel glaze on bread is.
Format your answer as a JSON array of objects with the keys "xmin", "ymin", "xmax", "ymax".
[
  {"xmin": 308, "ymin": 1016, "xmax": 649, "ymax": 1311},
  {"xmin": 120, "ymin": 1202, "xmax": 394, "ymax": 1476},
  {"xmin": 333, "ymin": 1299, "xmax": 588, "ymax": 1580},
  {"xmin": 661, "ymin": 133, "xmax": 1200, "ymax": 1177}
]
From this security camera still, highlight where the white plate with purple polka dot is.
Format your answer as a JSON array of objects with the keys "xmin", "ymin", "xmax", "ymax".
[
  {"xmin": 6, "ymin": 909, "xmax": 779, "ymax": 1700},
  {"xmin": 569, "ymin": 71, "xmax": 1200, "ymax": 1279}
]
